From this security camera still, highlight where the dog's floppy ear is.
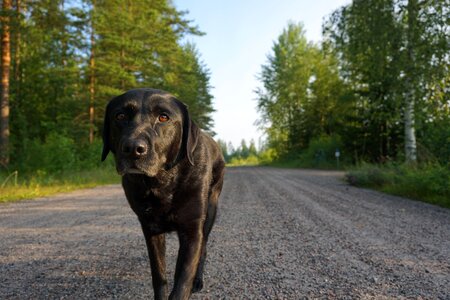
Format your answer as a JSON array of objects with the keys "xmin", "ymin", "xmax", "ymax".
[
  {"xmin": 101, "ymin": 101, "xmax": 112, "ymax": 162},
  {"xmin": 175, "ymin": 99, "xmax": 199, "ymax": 166}
]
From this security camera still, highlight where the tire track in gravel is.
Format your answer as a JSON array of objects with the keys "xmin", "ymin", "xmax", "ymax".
[
  {"xmin": 254, "ymin": 168, "xmax": 382, "ymax": 297},
  {"xmin": 256, "ymin": 167, "xmax": 450, "ymax": 298},
  {"xmin": 0, "ymin": 167, "xmax": 449, "ymax": 299}
]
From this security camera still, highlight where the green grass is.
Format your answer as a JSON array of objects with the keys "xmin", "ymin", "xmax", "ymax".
[
  {"xmin": 265, "ymin": 158, "xmax": 345, "ymax": 170},
  {"xmin": 0, "ymin": 167, "xmax": 120, "ymax": 203},
  {"xmin": 227, "ymin": 154, "xmax": 261, "ymax": 167},
  {"xmin": 346, "ymin": 163, "xmax": 450, "ymax": 209}
]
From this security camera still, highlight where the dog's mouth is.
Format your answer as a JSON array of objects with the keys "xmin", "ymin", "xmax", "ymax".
[
  {"xmin": 124, "ymin": 168, "xmax": 146, "ymax": 175},
  {"xmin": 117, "ymin": 163, "xmax": 147, "ymax": 176},
  {"xmin": 116, "ymin": 160, "xmax": 159, "ymax": 177}
]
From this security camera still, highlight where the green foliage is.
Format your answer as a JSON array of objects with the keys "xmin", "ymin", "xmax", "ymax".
[
  {"xmin": 258, "ymin": 148, "xmax": 277, "ymax": 165},
  {"xmin": 323, "ymin": 0, "xmax": 450, "ymax": 162},
  {"xmin": 12, "ymin": 135, "xmax": 112, "ymax": 174},
  {"xmin": 253, "ymin": 7, "xmax": 449, "ymax": 207},
  {"xmin": 23, "ymin": 133, "xmax": 77, "ymax": 173},
  {"xmin": 265, "ymin": 135, "xmax": 347, "ymax": 169},
  {"xmin": 347, "ymin": 163, "xmax": 450, "ymax": 208},
  {"xmin": 296, "ymin": 135, "xmax": 346, "ymax": 169},
  {"xmin": 418, "ymin": 113, "xmax": 450, "ymax": 165},
  {"xmin": 221, "ymin": 135, "xmax": 346, "ymax": 169},
  {"xmin": 239, "ymin": 139, "xmax": 250, "ymax": 158},
  {"xmin": 11, "ymin": 0, "xmax": 86, "ymax": 148},
  {"xmin": 228, "ymin": 155, "xmax": 260, "ymax": 167},
  {"xmin": 169, "ymin": 44, "xmax": 215, "ymax": 131},
  {"xmin": 7, "ymin": 0, "xmax": 212, "ymax": 154},
  {"xmin": 256, "ymin": 22, "xmax": 351, "ymax": 161},
  {"xmin": 256, "ymin": 2, "xmax": 449, "ymax": 168},
  {"xmin": 0, "ymin": 137, "xmax": 118, "ymax": 202},
  {"xmin": 324, "ymin": 0, "xmax": 403, "ymax": 160},
  {"xmin": 219, "ymin": 139, "xmax": 267, "ymax": 166},
  {"xmin": 1, "ymin": 0, "xmax": 215, "ymax": 187},
  {"xmin": 256, "ymin": 22, "xmax": 317, "ymax": 156},
  {"xmin": 89, "ymin": 0, "xmax": 213, "ymax": 132}
]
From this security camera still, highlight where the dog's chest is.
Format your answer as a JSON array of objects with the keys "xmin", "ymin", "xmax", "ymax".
[
  {"xmin": 149, "ymin": 186, "xmax": 173, "ymax": 201},
  {"xmin": 137, "ymin": 189, "xmax": 177, "ymax": 234}
]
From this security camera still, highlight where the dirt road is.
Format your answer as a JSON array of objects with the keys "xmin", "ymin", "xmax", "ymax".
[{"xmin": 1, "ymin": 167, "xmax": 449, "ymax": 299}]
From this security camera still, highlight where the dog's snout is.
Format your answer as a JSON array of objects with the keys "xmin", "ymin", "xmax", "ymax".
[{"xmin": 121, "ymin": 139, "xmax": 148, "ymax": 158}]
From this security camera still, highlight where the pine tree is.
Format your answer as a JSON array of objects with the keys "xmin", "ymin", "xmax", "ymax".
[
  {"xmin": 0, "ymin": 0, "xmax": 12, "ymax": 166},
  {"xmin": 2, "ymin": 0, "xmax": 215, "ymax": 168},
  {"xmin": 169, "ymin": 43, "xmax": 214, "ymax": 131}
]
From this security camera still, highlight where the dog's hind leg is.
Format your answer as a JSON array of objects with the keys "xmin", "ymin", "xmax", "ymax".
[
  {"xmin": 192, "ymin": 164, "xmax": 224, "ymax": 293},
  {"xmin": 191, "ymin": 201, "xmax": 217, "ymax": 293}
]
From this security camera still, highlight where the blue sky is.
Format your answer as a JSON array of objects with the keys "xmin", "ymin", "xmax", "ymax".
[{"xmin": 174, "ymin": 0, "xmax": 350, "ymax": 148}]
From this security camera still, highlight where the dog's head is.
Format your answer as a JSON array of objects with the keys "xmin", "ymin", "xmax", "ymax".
[{"xmin": 101, "ymin": 88, "xmax": 199, "ymax": 177}]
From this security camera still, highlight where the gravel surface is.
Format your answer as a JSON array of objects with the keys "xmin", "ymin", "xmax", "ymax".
[{"xmin": 1, "ymin": 167, "xmax": 449, "ymax": 299}]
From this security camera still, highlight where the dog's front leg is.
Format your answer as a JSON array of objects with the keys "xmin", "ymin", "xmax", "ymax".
[
  {"xmin": 140, "ymin": 224, "xmax": 168, "ymax": 300},
  {"xmin": 170, "ymin": 224, "xmax": 203, "ymax": 300}
]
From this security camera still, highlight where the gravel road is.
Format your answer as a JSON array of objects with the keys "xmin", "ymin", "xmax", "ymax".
[{"xmin": 1, "ymin": 167, "xmax": 449, "ymax": 299}]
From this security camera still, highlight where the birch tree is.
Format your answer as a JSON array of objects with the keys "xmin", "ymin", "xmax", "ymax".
[
  {"xmin": 403, "ymin": 0, "xmax": 419, "ymax": 163},
  {"xmin": 324, "ymin": 0, "xmax": 449, "ymax": 162}
]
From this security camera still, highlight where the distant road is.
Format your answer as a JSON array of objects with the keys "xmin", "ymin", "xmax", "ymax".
[{"xmin": 0, "ymin": 167, "xmax": 449, "ymax": 299}]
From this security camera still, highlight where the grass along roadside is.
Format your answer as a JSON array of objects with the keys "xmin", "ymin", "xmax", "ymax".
[
  {"xmin": 0, "ymin": 167, "xmax": 120, "ymax": 203},
  {"xmin": 346, "ymin": 163, "xmax": 450, "ymax": 209}
]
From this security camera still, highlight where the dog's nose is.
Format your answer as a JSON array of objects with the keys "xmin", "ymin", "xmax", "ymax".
[{"xmin": 121, "ymin": 140, "xmax": 148, "ymax": 158}]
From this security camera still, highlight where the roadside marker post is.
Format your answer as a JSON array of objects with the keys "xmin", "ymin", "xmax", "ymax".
[{"xmin": 335, "ymin": 149, "xmax": 340, "ymax": 169}]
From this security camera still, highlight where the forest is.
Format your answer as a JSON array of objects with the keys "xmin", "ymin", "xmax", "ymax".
[
  {"xmin": 0, "ymin": 0, "xmax": 216, "ymax": 199},
  {"xmin": 234, "ymin": 0, "xmax": 449, "ymax": 206},
  {"xmin": 255, "ymin": 0, "xmax": 449, "ymax": 166},
  {"xmin": 0, "ymin": 0, "xmax": 214, "ymax": 172},
  {"xmin": 0, "ymin": 0, "xmax": 449, "ymax": 205}
]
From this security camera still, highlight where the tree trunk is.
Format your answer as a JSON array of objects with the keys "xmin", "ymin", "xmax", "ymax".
[
  {"xmin": 89, "ymin": 42, "xmax": 95, "ymax": 143},
  {"xmin": 1, "ymin": 0, "xmax": 12, "ymax": 166},
  {"xmin": 404, "ymin": 88, "xmax": 416, "ymax": 162},
  {"xmin": 120, "ymin": 47, "xmax": 125, "ymax": 90},
  {"xmin": 89, "ymin": 0, "xmax": 96, "ymax": 143},
  {"xmin": 404, "ymin": 0, "xmax": 418, "ymax": 163},
  {"xmin": 14, "ymin": 0, "xmax": 20, "ymax": 84}
]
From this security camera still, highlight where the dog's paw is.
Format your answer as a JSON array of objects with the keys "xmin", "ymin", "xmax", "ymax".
[{"xmin": 191, "ymin": 278, "xmax": 204, "ymax": 293}]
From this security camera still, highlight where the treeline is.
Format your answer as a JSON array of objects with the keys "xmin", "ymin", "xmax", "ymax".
[
  {"xmin": 0, "ymin": 0, "xmax": 213, "ymax": 170},
  {"xmin": 217, "ymin": 139, "xmax": 261, "ymax": 165},
  {"xmin": 256, "ymin": 0, "xmax": 449, "ymax": 166}
]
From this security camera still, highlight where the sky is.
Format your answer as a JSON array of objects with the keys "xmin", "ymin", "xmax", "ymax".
[{"xmin": 174, "ymin": 0, "xmax": 350, "ymax": 149}]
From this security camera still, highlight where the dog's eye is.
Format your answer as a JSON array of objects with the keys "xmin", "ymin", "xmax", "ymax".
[
  {"xmin": 116, "ymin": 113, "xmax": 126, "ymax": 121},
  {"xmin": 158, "ymin": 114, "xmax": 169, "ymax": 123}
]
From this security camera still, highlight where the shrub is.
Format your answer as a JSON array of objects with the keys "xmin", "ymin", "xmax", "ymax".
[
  {"xmin": 21, "ymin": 133, "xmax": 77, "ymax": 173},
  {"xmin": 259, "ymin": 148, "xmax": 277, "ymax": 165},
  {"xmin": 347, "ymin": 163, "xmax": 450, "ymax": 208},
  {"xmin": 10, "ymin": 134, "xmax": 114, "ymax": 176},
  {"xmin": 228, "ymin": 154, "xmax": 260, "ymax": 166},
  {"xmin": 76, "ymin": 139, "xmax": 114, "ymax": 169},
  {"xmin": 273, "ymin": 134, "xmax": 347, "ymax": 169}
]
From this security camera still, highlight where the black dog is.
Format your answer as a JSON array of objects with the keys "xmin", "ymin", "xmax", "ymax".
[{"xmin": 101, "ymin": 88, "xmax": 225, "ymax": 300}]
